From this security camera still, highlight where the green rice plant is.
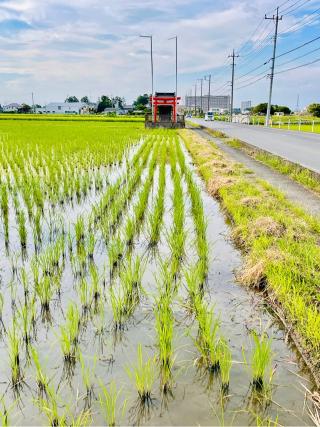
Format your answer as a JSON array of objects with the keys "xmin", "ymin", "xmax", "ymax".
[
  {"xmin": 35, "ymin": 276, "xmax": 54, "ymax": 312},
  {"xmin": 0, "ymin": 402, "xmax": 8, "ymax": 427},
  {"xmin": 79, "ymin": 353, "xmax": 97, "ymax": 403},
  {"xmin": 195, "ymin": 302, "xmax": 221, "ymax": 372},
  {"xmin": 184, "ymin": 264, "xmax": 204, "ymax": 311},
  {"xmin": 59, "ymin": 303, "xmax": 80, "ymax": 364},
  {"xmin": 17, "ymin": 302, "xmax": 34, "ymax": 345},
  {"xmin": 99, "ymin": 381, "xmax": 127, "ymax": 427},
  {"xmin": 0, "ymin": 292, "xmax": 5, "ymax": 333},
  {"xmin": 89, "ymin": 264, "xmax": 101, "ymax": 302},
  {"xmin": 69, "ymin": 410, "xmax": 92, "ymax": 426},
  {"xmin": 17, "ymin": 209, "xmax": 27, "ymax": 249},
  {"xmin": 154, "ymin": 294, "xmax": 174, "ymax": 393},
  {"xmin": 87, "ymin": 232, "xmax": 95, "ymax": 260},
  {"xmin": 78, "ymin": 279, "xmax": 93, "ymax": 314},
  {"xmin": 126, "ymin": 344, "xmax": 157, "ymax": 403},
  {"xmin": 7, "ymin": 318, "xmax": 22, "ymax": 387},
  {"xmin": 218, "ymin": 339, "xmax": 232, "ymax": 393},
  {"xmin": 245, "ymin": 331, "xmax": 272, "ymax": 391},
  {"xmin": 108, "ymin": 235, "xmax": 125, "ymax": 272},
  {"xmin": 75, "ymin": 216, "xmax": 85, "ymax": 246},
  {"xmin": 37, "ymin": 384, "xmax": 67, "ymax": 426},
  {"xmin": 119, "ymin": 255, "xmax": 144, "ymax": 310},
  {"xmin": 31, "ymin": 346, "xmax": 49, "ymax": 394},
  {"xmin": 0, "ymin": 184, "xmax": 9, "ymax": 244},
  {"xmin": 124, "ymin": 217, "xmax": 136, "ymax": 247},
  {"xmin": 109, "ymin": 285, "xmax": 128, "ymax": 330},
  {"xmin": 147, "ymin": 148, "xmax": 166, "ymax": 247}
]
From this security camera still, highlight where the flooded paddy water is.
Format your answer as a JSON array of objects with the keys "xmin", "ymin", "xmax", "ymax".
[{"xmin": 0, "ymin": 128, "xmax": 317, "ymax": 426}]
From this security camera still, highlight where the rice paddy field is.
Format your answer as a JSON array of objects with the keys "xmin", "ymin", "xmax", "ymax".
[{"xmin": 0, "ymin": 118, "xmax": 319, "ymax": 425}]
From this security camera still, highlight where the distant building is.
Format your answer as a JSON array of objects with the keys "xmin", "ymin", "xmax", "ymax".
[
  {"xmin": 185, "ymin": 95, "xmax": 230, "ymax": 113},
  {"xmin": 3, "ymin": 103, "xmax": 21, "ymax": 113},
  {"xmin": 241, "ymin": 100, "xmax": 251, "ymax": 113},
  {"xmin": 36, "ymin": 102, "xmax": 96, "ymax": 115}
]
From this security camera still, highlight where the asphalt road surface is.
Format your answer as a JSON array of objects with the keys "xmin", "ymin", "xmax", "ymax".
[{"xmin": 189, "ymin": 118, "xmax": 320, "ymax": 174}]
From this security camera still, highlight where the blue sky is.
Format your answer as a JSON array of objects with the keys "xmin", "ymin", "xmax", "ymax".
[{"xmin": 0, "ymin": 0, "xmax": 319, "ymax": 109}]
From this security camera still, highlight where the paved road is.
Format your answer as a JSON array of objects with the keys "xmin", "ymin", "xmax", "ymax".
[{"xmin": 190, "ymin": 118, "xmax": 320, "ymax": 174}]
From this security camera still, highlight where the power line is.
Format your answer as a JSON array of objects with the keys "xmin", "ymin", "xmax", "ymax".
[
  {"xmin": 279, "ymin": 7, "xmax": 320, "ymax": 35},
  {"xmin": 276, "ymin": 35, "xmax": 320, "ymax": 58},
  {"xmin": 235, "ymin": 59, "xmax": 271, "ymax": 81},
  {"xmin": 281, "ymin": 0, "xmax": 311, "ymax": 15},
  {"xmin": 236, "ymin": 74, "xmax": 267, "ymax": 90},
  {"xmin": 274, "ymin": 56, "xmax": 320, "ymax": 74},
  {"xmin": 277, "ymin": 45, "xmax": 320, "ymax": 67}
]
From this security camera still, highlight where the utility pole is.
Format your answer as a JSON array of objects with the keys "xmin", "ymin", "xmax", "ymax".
[
  {"xmin": 228, "ymin": 49, "xmax": 239, "ymax": 123},
  {"xmin": 194, "ymin": 84, "xmax": 197, "ymax": 115},
  {"xmin": 197, "ymin": 78, "xmax": 203, "ymax": 114},
  {"xmin": 169, "ymin": 36, "xmax": 178, "ymax": 120},
  {"xmin": 204, "ymin": 74, "xmax": 211, "ymax": 113},
  {"xmin": 265, "ymin": 7, "xmax": 282, "ymax": 127},
  {"xmin": 140, "ymin": 35, "xmax": 154, "ymax": 120},
  {"xmin": 295, "ymin": 94, "xmax": 300, "ymax": 113},
  {"xmin": 32, "ymin": 92, "xmax": 35, "ymax": 113}
]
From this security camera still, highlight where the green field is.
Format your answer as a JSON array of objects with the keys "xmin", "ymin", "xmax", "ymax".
[
  {"xmin": 0, "ymin": 113, "xmax": 144, "ymax": 122},
  {"xmin": 0, "ymin": 119, "xmax": 318, "ymax": 425}
]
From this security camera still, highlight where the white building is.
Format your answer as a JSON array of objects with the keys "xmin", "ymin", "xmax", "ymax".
[
  {"xmin": 3, "ymin": 103, "xmax": 21, "ymax": 113},
  {"xmin": 241, "ymin": 100, "xmax": 251, "ymax": 113},
  {"xmin": 185, "ymin": 95, "xmax": 230, "ymax": 113},
  {"xmin": 36, "ymin": 102, "xmax": 95, "ymax": 115}
]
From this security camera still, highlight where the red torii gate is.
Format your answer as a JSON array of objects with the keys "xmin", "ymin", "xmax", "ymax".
[{"xmin": 150, "ymin": 93, "xmax": 181, "ymax": 123}]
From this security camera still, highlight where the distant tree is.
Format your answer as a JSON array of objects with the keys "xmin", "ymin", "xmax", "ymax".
[
  {"xmin": 308, "ymin": 103, "xmax": 320, "ymax": 117},
  {"xmin": 65, "ymin": 96, "xmax": 79, "ymax": 103},
  {"xmin": 133, "ymin": 94, "xmax": 149, "ymax": 108},
  {"xmin": 111, "ymin": 96, "xmax": 125, "ymax": 109},
  {"xmin": 252, "ymin": 103, "xmax": 269, "ymax": 115},
  {"xmin": 81, "ymin": 96, "xmax": 90, "ymax": 104},
  {"xmin": 273, "ymin": 105, "xmax": 291, "ymax": 115},
  {"xmin": 18, "ymin": 104, "xmax": 32, "ymax": 113},
  {"xmin": 97, "ymin": 95, "xmax": 113, "ymax": 113}
]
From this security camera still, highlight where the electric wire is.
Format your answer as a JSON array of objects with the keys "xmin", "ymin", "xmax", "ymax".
[{"xmin": 274, "ymin": 56, "xmax": 320, "ymax": 74}]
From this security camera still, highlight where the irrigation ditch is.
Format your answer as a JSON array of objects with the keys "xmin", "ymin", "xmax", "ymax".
[{"xmin": 0, "ymin": 124, "xmax": 319, "ymax": 425}]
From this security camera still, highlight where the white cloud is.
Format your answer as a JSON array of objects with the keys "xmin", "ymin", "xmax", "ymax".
[{"xmin": 0, "ymin": 0, "xmax": 318, "ymax": 107}]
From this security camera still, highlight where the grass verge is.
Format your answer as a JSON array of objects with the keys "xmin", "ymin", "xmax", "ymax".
[
  {"xmin": 224, "ymin": 138, "xmax": 320, "ymax": 195},
  {"xmin": 179, "ymin": 128, "xmax": 320, "ymax": 386}
]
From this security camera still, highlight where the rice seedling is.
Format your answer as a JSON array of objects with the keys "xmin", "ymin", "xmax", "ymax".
[
  {"xmin": 7, "ymin": 318, "xmax": 23, "ymax": 388},
  {"xmin": 0, "ymin": 183, "xmax": 9, "ymax": 244},
  {"xmin": 17, "ymin": 209, "xmax": 27, "ymax": 249},
  {"xmin": 126, "ymin": 344, "xmax": 157, "ymax": 404},
  {"xmin": 35, "ymin": 276, "xmax": 54, "ymax": 313},
  {"xmin": 0, "ymin": 292, "xmax": 5, "ymax": 334},
  {"xmin": 244, "ymin": 331, "xmax": 273, "ymax": 391},
  {"xmin": 78, "ymin": 279, "xmax": 93, "ymax": 314},
  {"xmin": 69, "ymin": 410, "xmax": 92, "ymax": 427},
  {"xmin": 87, "ymin": 232, "xmax": 95, "ymax": 260},
  {"xmin": 79, "ymin": 353, "xmax": 97, "ymax": 405},
  {"xmin": 75, "ymin": 216, "xmax": 85, "ymax": 246},
  {"xmin": 124, "ymin": 217, "xmax": 136, "ymax": 247},
  {"xmin": 90, "ymin": 264, "xmax": 101, "ymax": 303},
  {"xmin": 154, "ymin": 293, "xmax": 174, "ymax": 393},
  {"xmin": 37, "ymin": 384, "xmax": 67, "ymax": 427},
  {"xmin": 31, "ymin": 346, "xmax": 49, "ymax": 395},
  {"xmin": 99, "ymin": 381, "xmax": 127, "ymax": 427},
  {"xmin": 184, "ymin": 264, "xmax": 204, "ymax": 312},
  {"xmin": 59, "ymin": 303, "xmax": 81, "ymax": 364},
  {"xmin": 108, "ymin": 235, "xmax": 125, "ymax": 273},
  {"xmin": 218, "ymin": 339, "xmax": 232, "ymax": 393},
  {"xmin": 195, "ymin": 302, "xmax": 221, "ymax": 373},
  {"xmin": 119, "ymin": 255, "xmax": 144, "ymax": 310}
]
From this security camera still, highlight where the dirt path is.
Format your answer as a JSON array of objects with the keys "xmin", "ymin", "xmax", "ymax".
[{"xmin": 192, "ymin": 127, "xmax": 320, "ymax": 217}]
